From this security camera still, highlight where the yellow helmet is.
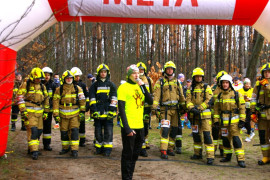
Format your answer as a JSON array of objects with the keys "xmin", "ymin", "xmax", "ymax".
[
  {"xmin": 261, "ymin": 63, "xmax": 270, "ymax": 78},
  {"xmin": 62, "ymin": 70, "xmax": 74, "ymax": 83},
  {"xmin": 29, "ymin": 67, "xmax": 45, "ymax": 81},
  {"xmin": 97, "ymin": 64, "xmax": 110, "ymax": 75},
  {"xmin": 137, "ymin": 62, "xmax": 147, "ymax": 72},
  {"xmin": 192, "ymin": 67, "xmax": 204, "ymax": 77},
  {"xmin": 216, "ymin": 71, "xmax": 228, "ymax": 81},
  {"xmin": 164, "ymin": 61, "xmax": 176, "ymax": 71}
]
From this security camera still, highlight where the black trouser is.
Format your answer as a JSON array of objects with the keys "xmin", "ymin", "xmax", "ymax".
[
  {"xmin": 11, "ymin": 105, "xmax": 20, "ymax": 122},
  {"xmin": 43, "ymin": 112, "xmax": 52, "ymax": 146},
  {"xmin": 245, "ymin": 109, "xmax": 252, "ymax": 135},
  {"xmin": 94, "ymin": 118, "xmax": 113, "ymax": 153},
  {"xmin": 121, "ymin": 128, "xmax": 143, "ymax": 180},
  {"xmin": 79, "ymin": 113, "xmax": 86, "ymax": 145}
]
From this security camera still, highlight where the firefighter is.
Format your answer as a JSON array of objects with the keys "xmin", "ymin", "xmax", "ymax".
[
  {"xmin": 17, "ymin": 68, "xmax": 50, "ymax": 160},
  {"xmin": 41, "ymin": 67, "xmax": 57, "ymax": 151},
  {"xmin": 239, "ymin": 78, "xmax": 255, "ymax": 142},
  {"xmin": 89, "ymin": 64, "xmax": 117, "ymax": 157},
  {"xmin": 71, "ymin": 67, "xmax": 89, "ymax": 147},
  {"xmin": 53, "ymin": 70, "xmax": 86, "ymax": 158},
  {"xmin": 137, "ymin": 62, "xmax": 153, "ymax": 157},
  {"xmin": 153, "ymin": 61, "xmax": 186, "ymax": 159},
  {"xmin": 186, "ymin": 67, "xmax": 214, "ymax": 165},
  {"xmin": 11, "ymin": 72, "xmax": 24, "ymax": 131},
  {"xmin": 213, "ymin": 74, "xmax": 246, "ymax": 168},
  {"xmin": 251, "ymin": 63, "xmax": 270, "ymax": 165},
  {"xmin": 211, "ymin": 71, "xmax": 228, "ymax": 157}
]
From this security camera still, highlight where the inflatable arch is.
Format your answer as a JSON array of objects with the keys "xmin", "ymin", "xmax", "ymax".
[{"xmin": 1, "ymin": 0, "xmax": 270, "ymax": 157}]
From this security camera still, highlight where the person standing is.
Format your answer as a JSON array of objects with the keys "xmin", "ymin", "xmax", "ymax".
[
  {"xmin": 118, "ymin": 64, "xmax": 153, "ymax": 180},
  {"xmin": 251, "ymin": 63, "xmax": 270, "ymax": 165},
  {"xmin": 186, "ymin": 67, "xmax": 215, "ymax": 165},
  {"xmin": 53, "ymin": 70, "xmax": 86, "ymax": 158},
  {"xmin": 41, "ymin": 67, "xmax": 58, "ymax": 151},
  {"xmin": 71, "ymin": 67, "xmax": 89, "ymax": 147},
  {"xmin": 89, "ymin": 64, "xmax": 117, "ymax": 157},
  {"xmin": 137, "ymin": 62, "xmax": 153, "ymax": 157},
  {"xmin": 17, "ymin": 68, "xmax": 50, "ymax": 160},
  {"xmin": 10, "ymin": 72, "xmax": 24, "ymax": 131},
  {"xmin": 153, "ymin": 61, "xmax": 186, "ymax": 159},
  {"xmin": 213, "ymin": 74, "xmax": 246, "ymax": 168}
]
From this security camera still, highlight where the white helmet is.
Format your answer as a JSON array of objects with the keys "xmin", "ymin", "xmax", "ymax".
[
  {"xmin": 220, "ymin": 74, "xmax": 233, "ymax": 86},
  {"xmin": 42, "ymin": 67, "xmax": 53, "ymax": 74},
  {"xmin": 71, "ymin": 67, "xmax": 83, "ymax": 76}
]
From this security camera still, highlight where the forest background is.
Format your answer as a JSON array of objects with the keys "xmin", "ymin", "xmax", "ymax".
[{"xmin": 17, "ymin": 23, "xmax": 269, "ymax": 86}]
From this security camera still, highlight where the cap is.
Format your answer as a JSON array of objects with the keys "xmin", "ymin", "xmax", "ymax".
[
  {"xmin": 127, "ymin": 64, "xmax": 139, "ymax": 78},
  {"xmin": 187, "ymin": 79, "xmax": 192, "ymax": 82},
  {"xmin": 178, "ymin": 73, "xmax": 185, "ymax": 79},
  {"xmin": 233, "ymin": 77, "xmax": 240, "ymax": 81},
  {"xmin": 87, "ymin": 74, "xmax": 93, "ymax": 78}
]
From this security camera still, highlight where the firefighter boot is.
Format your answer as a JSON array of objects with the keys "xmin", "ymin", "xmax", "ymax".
[
  {"xmin": 140, "ymin": 149, "xmax": 148, "ymax": 157},
  {"xmin": 219, "ymin": 149, "xmax": 224, "ymax": 157},
  {"xmin": 207, "ymin": 158, "xmax": 214, "ymax": 165},
  {"xmin": 59, "ymin": 148, "xmax": 70, "ymax": 155},
  {"xmin": 79, "ymin": 138, "xmax": 86, "ymax": 147},
  {"xmin": 161, "ymin": 150, "xmax": 168, "ymax": 159},
  {"xmin": 71, "ymin": 150, "xmax": 78, "ymax": 158},
  {"xmin": 167, "ymin": 149, "xmax": 175, "ymax": 156},
  {"xmin": 21, "ymin": 121, "xmax": 26, "ymax": 131},
  {"xmin": 11, "ymin": 122, "xmax": 16, "ymax": 131},
  {"xmin": 32, "ymin": 151, "xmax": 39, "ymax": 160},
  {"xmin": 44, "ymin": 144, "xmax": 52, "ymax": 151},
  {"xmin": 238, "ymin": 161, "xmax": 246, "ymax": 168},
  {"xmin": 220, "ymin": 153, "xmax": 232, "ymax": 162},
  {"xmin": 258, "ymin": 157, "xmax": 270, "ymax": 165},
  {"xmin": 190, "ymin": 150, "xmax": 202, "ymax": 160},
  {"xmin": 176, "ymin": 147, "xmax": 182, "ymax": 154}
]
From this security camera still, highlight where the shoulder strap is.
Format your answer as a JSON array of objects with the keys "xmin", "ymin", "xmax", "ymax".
[
  {"xmin": 40, "ymin": 83, "xmax": 45, "ymax": 96},
  {"xmin": 234, "ymin": 90, "xmax": 239, "ymax": 106},
  {"xmin": 146, "ymin": 76, "xmax": 152, "ymax": 94},
  {"xmin": 217, "ymin": 92, "xmax": 222, "ymax": 102},
  {"xmin": 73, "ymin": 84, "xmax": 79, "ymax": 105},
  {"xmin": 160, "ymin": 78, "xmax": 164, "ymax": 105},
  {"xmin": 256, "ymin": 84, "xmax": 261, "ymax": 104},
  {"xmin": 203, "ymin": 83, "xmax": 208, "ymax": 102},
  {"xmin": 60, "ymin": 85, "xmax": 63, "ymax": 97}
]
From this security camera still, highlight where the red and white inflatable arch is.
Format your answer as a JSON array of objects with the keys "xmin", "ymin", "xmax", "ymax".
[{"xmin": 1, "ymin": 0, "xmax": 270, "ymax": 157}]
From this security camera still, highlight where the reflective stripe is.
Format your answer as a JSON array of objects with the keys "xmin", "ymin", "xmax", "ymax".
[
  {"xmin": 168, "ymin": 141, "xmax": 175, "ymax": 145},
  {"xmin": 60, "ymin": 108, "xmax": 80, "ymax": 115},
  {"xmin": 259, "ymin": 90, "xmax": 264, "ymax": 95},
  {"xmin": 162, "ymin": 100, "xmax": 178, "ymax": 105},
  {"xmin": 11, "ymin": 119, "xmax": 17, "ymax": 122},
  {"xmin": 53, "ymin": 109, "xmax": 59, "ymax": 113},
  {"xmin": 213, "ymin": 140, "xmax": 218, "ymax": 145},
  {"xmin": 62, "ymin": 94, "xmax": 77, "ymax": 98},
  {"xmin": 53, "ymin": 94, "xmax": 61, "ymax": 99},
  {"xmin": 206, "ymin": 147, "xmax": 215, "ymax": 152},
  {"xmin": 193, "ymin": 89, "xmax": 203, "ymax": 93},
  {"xmin": 261, "ymin": 144, "xmax": 270, "ymax": 150},
  {"xmin": 224, "ymin": 149, "xmax": 233, "ymax": 154},
  {"xmin": 235, "ymin": 150, "xmax": 245, "ymax": 155},
  {"xmin": 26, "ymin": 107, "xmax": 44, "ymax": 114},
  {"xmin": 201, "ymin": 103, "xmax": 207, "ymax": 109},
  {"xmin": 153, "ymin": 101, "xmax": 159, "ymax": 105},
  {"xmin": 176, "ymin": 135, "xmax": 182, "ymax": 140},
  {"xmin": 29, "ymin": 140, "xmax": 39, "ymax": 146},
  {"xmin": 201, "ymin": 109, "xmax": 211, "ymax": 116},
  {"xmin": 97, "ymin": 89, "xmax": 110, "ymax": 94},
  {"xmin": 111, "ymin": 96, "xmax": 117, "ymax": 100},
  {"xmin": 194, "ymin": 145, "xmax": 202, "ymax": 149},
  {"xmin": 62, "ymin": 141, "xmax": 70, "ymax": 146},
  {"xmin": 221, "ymin": 99, "xmax": 236, "ymax": 103},
  {"xmin": 103, "ymin": 142, "xmax": 113, "ymax": 148},
  {"xmin": 222, "ymin": 115, "xmax": 239, "ymax": 124},
  {"xmin": 187, "ymin": 103, "xmax": 194, "ymax": 108},
  {"xmin": 95, "ymin": 141, "xmax": 103, "ymax": 148},
  {"xmin": 79, "ymin": 133, "xmax": 86, "ymax": 138},
  {"xmin": 161, "ymin": 139, "xmax": 169, "ymax": 143},
  {"xmin": 71, "ymin": 140, "xmax": 79, "ymax": 146},
  {"xmin": 261, "ymin": 112, "xmax": 266, "ymax": 118},
  {"xmin": 218, "ymin": 139, "xmax": 223, "ymax": 145},
  {"xmin": 214, "ymin": 115, "xmax": 220, "ymax": 119},
  {"xmin": 90, "ymin": 100, "xmax": 96, "ymax": 105},
  {"xmin": 240, "ymin": 114, "xmax": 246, "ymax": 118},
  {"xmin": 145, "ymin": 139, "xmax": 149, "ymax": 143},
  {"xmin": 43, "ymin": 134, "xmax": 51, "ymax": 139},
  {"xmin": 28, "ymin": 90, "xmax": 43, "ymax": 95},
  {"xmin": 186, "ymin": 90, "xmax": 191, "ymax": 94}
]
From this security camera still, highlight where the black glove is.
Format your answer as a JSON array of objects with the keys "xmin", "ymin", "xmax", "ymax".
[
  {"xmin": 191, "ymin": 107, "xmax": 201, "ymax": 115},
  {"xmin": 238, "ymin": 120, "xmax": 245, "ymax": 128},
  {"xmin": 213, "ymin": 122, "xmax": 219, "ymax": 129}
]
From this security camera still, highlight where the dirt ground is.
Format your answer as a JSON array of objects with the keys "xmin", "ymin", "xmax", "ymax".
[{"xmin": 1, "ymin": 116, "xmax": 270, "ymax": 180}]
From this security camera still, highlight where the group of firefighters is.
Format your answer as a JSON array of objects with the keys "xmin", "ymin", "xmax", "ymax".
[{"xmin": 10, "ymin": 61, "xmax": 270, "ymax": 168}]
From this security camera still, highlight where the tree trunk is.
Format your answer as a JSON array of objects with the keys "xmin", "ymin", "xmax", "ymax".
[
  {"xmin": 238, "ymin": 26, "xmax": 245, "ymax": 76},
  {"xmin": 246, "ymin": 31, "xmax": 264, "ymax": 84},
  {"xmin": 150, "ymin": 24, "xmax": 156, "ymax": 71},
  {"xmin": 92, "ymin": 23, "xmax": 97, "ymax": 72},
  {"xmin": 97, "ymin": 23, "xmax": 102, "ymax": 64},
  {"xmin": 136, "ymin": 24, "xmax": 140, "ymax": 62},
  {"xmin": 191, "ymin": 25, "xmax": 196, "ymax": 69},
  {"xmin": 121, "ymin": 24, "xmax": 126, "ymax": 79}
]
